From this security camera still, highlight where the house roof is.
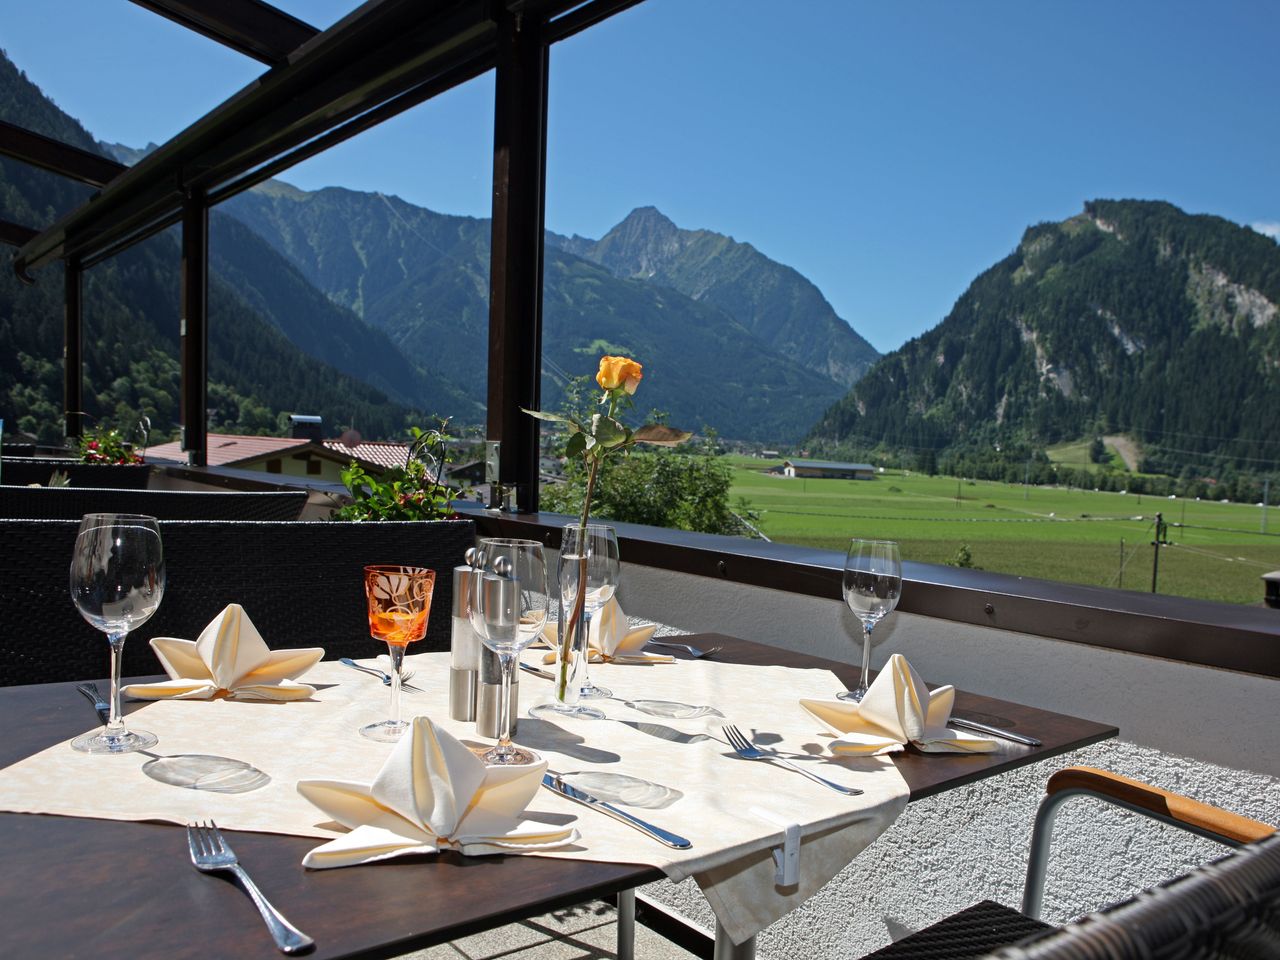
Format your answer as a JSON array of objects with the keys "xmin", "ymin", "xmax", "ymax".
[
  {"xmin": 785, "ymin": 459, "xmax": 875, "ymax": 472},
  {"xmin": 322, "ymin": 440, "xmax": 409, "ymax": 471},
  {"xmin": 146, "ymin": 433, "xmax": 308, "ymax": 466}
]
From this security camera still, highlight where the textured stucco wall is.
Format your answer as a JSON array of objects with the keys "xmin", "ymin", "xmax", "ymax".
[{"xmin": 620, "ymin": 567, "xmax": 1280, "ymax": 956}]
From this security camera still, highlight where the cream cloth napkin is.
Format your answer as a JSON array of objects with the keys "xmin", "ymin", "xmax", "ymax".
[
  {"xmin": 297, "ymin": 716, "xmax": 578, "ymax": 867},
  {"xmin": 121, "ymin": 603, "xmax": 323, "ymax": 701},
  {"xmin": 540, "ymin": 598, "xmax": 669, "ymax": 663},
  {"xmin": 801, "ymin": 654, "xmax": 998, "ymax": 755}
]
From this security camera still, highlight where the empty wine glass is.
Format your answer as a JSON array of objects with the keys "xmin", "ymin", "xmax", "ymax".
[
  {"xmin": 470, "ymin": 539, "xmax": 548, "ymax": 764},
  {"xmin": 360, "ymin": 565, "xmax": 435, "ymax": 742},
  {"xmin": 69, "ymin": 513, "xmax": 165, "ymax": 753},
  {"xmin": 841, "ymin": 538, "xmax": 902, "ymax": 701}
]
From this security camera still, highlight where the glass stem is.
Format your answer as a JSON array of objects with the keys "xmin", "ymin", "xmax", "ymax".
[
  {"xmin": 497, "ymin": 651, "xmax": 515, "ymax": 750},
  {"xmin": 107, "ymin": 631, "xmax": 127, "ymax": 735},
  {"xmin": 387, "ymin": 644, "xmax": 404, "ymax": 726},
  {"xmin": 579, "ymin": 607, "xmax": 594, "ymax": 685},
  {"xmin": 859, "ymin": 622, "xmax": 873, "ymax": 692}
]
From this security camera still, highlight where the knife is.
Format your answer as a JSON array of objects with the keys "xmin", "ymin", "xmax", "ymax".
[
  {"xmin": 75, "ymin": 682, "xmax": 110, "ymax": 727},
  {"xmin": 949, "ymin": 716, "xmax": 1042, "ymax": 747},
  {"xmin": 541, "ymin": 773, "xmax": 692, "ymax": 849},
  {"xmin": 519, "ymin": 662, "xmax": 555, "ymax": 681}
]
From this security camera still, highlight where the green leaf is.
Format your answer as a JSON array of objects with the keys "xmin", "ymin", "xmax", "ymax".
[
  {"xmin": 565, "ymin": 432, "xmax": 587, "ymax": 458},
  {"xmin": 592, "ymin": 414, "xmax": 627, "ymax": 447},
  {"xmin": 632, "ymin": 424, "xmax": 693, "ymax": 446},
  {"xmin": 523, "ymin": 407, "xmax": 570, "ymax": 424}
]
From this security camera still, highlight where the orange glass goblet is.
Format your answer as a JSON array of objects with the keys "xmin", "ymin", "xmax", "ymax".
[{"xmin": 360, "ymin": 565, "xmax": 435, "ymax": 742}]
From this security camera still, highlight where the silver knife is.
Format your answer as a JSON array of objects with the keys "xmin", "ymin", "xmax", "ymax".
[
  {"xmin": 75, "ymin": 682, "xmax": 110, "ymax": 727},
  {"xmin": 541, "ymin": 773, "xmax": 692, "ymax": 849},
  {"xmin": 949, "ymin": 716, "xmax": 1042, "ymax": 747},
  {"xmin": 520, "ymin": 662, "xmax": 555, "ymax": 681}
]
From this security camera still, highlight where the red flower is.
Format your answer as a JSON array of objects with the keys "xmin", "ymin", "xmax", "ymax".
[{"xmin": 87, "ymin": 440, "xmax": 99, "ymax": 451}]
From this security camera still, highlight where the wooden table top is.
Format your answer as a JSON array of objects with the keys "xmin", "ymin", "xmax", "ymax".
[{"xmin": 0, "ymin": 634, "xmax": 1116, "ymax": 960}]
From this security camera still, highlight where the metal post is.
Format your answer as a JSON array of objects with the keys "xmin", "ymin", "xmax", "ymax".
[
  {"xmin": 1263, "ymin": 477, "xmax": 1270, "ymax": 534},
  {"xmin": 1151, "ymin": 511, "xmax": 1165, "ymax": 594},
  {"xmin": 63, "ymin": 257, "xmax": 83, "ymax": 440},
  {"xmin": 1119, "ymin": 538, "xmax": 1124, "ymax": 590},
  {"xmin": 486, "ymin": 7, "xmax": 548, "ymax": 513},
  {"xmin": 615, "ymin": 888, "xmax": 635, "ymax": 960},
  {"xmin": 180, "ymin": 192, "xmax": 208, "ymax": 466}
]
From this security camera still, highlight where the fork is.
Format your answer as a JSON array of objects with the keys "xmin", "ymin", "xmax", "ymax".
[
  {"xmin": 186, "ymin": 820, "xmax": 314, "ymax": 954},
  {"xmin": 75, "ymin": 681, "xmax": 110, "ymax": 727},
  {"xmin": 646, "ymin": 639, "xmax": 722, "ymax": 659},
  {"xmin": 722, "ymin": 725, "xmax": 863, "ymax": 796}
]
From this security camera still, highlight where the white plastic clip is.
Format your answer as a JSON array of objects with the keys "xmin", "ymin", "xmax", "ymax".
[{"xmin": 751, "ymin": 806, "xmax": 801, "ymax": 887}]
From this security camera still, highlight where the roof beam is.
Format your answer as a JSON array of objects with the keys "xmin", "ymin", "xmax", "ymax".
[
  {"xmin": 127, "ymin": 0, "xmax": 318, "ymax": 66},
  {"xmin": 0, "ymin": 219, "xmax": 38, "ymax": 248},
  {"xmin": 0, "ymin": 120, "xmax": 126, "ymax": 188}
]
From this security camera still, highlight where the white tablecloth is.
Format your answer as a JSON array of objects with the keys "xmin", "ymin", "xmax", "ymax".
[{"xmin": 0, "ymin": 652, "xmax": 909, "ymax": 943}]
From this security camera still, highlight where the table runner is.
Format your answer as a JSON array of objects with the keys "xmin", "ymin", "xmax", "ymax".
[{"xmin": 0, "ymin": 653, "xmax": 908, "ymax": 943}]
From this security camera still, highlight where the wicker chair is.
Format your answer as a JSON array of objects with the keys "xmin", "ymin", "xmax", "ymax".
[
  {"xmin": 864, "ymin": 767, "xmax": 1277, "ymax": 959},
  {"xmin": 0, "ymin": 458, "xmax": 152, "ymax": 488},
  {"xmin": 0, "ymin": 485, "xmax": 307, "ymax": 520},
  {"xmin": 0, "ymin": 518, "xmax": 475, "ymax": 685}
]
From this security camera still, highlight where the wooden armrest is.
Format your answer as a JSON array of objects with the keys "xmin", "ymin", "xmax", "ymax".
[{"xmin": 1047, "ymin": 766, "xmax": 1276, "ymax": 845}]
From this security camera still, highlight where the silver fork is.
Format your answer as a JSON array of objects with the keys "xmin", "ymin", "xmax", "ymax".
[
  {"xmin": 646, "ymin": 639, "xmax": 722, "ymax": 659},
  {"xmin": 722, "ymin": 725, "xmax": 863, "ymax": 796},
  {"xmin": 186, "ymin": 820, "xmax": 314, "ymax": 954}
]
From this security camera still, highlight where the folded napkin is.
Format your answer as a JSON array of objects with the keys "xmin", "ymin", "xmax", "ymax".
[
  {"xmin": 540, "ymin": 597, "xmax": 668, "ymax": 663},
  {"xmin": 121, "ymin": 603, "xmax": 323, "ymax": 701},
  {"xmin": 800, "ymin": 654, "xmax": 998, "ymax": 755},
  {"xmin": 297, "ymin": 716, "xmax": 579, "ymax": 868}
]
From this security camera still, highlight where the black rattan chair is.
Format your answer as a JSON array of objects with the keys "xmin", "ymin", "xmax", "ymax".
[
  {"xmin": 0, "ymin": 518, "xmax": 474, "ymax": 685},
  {"xmin": 0, "ymin": 458, "xmax": 152, "ymax": 488},
  {"xmin": 0, "ymin": 485, "xmax": 307, "ymax": 520}
]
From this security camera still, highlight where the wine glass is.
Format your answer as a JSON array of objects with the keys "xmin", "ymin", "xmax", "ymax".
[
  {"xmin": 470, "ymin": 539, "xmax": 548, "ymax": 764},
  {"xmin": 360, "ymin": 565, "xmax": 435, "ymax": 742},
  {"xmin": 69, "ymin": 513, "xmax": 165, "ymax": 754},
  {"xmin": 562, "ymin": 523, "xmax": 620, "ymax": 702},
  {"xmin": 530, "ymin": 523, "xmax": 619, "ymax": 720},
  {"xmin": 840, "ymin": 538, "xmax": 902, "ymax": 701}
]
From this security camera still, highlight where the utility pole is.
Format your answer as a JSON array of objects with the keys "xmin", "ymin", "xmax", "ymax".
[
  {"xmin": 1119, "ymin": 537, "xmax": 1125, "ymax": 590},
  {"xmin": 1024, "ymin": 461, "xmax": 1030, "ymax": 500},
  {"xmin": 1151, "ymin": 512, "xmax": 1171, "ymax": 593},
  {"xmin": 956, "ymin": 479, "xmax": 961, "ymax": 508},
  {"xmin": 1263, "ymin": 477, "xmax": 1270, "ymax": 534}
]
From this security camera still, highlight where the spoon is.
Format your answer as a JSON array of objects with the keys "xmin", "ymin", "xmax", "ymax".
[{"xmin": 646, "ymin": 639, "xmax": 722, "ymax": 659}]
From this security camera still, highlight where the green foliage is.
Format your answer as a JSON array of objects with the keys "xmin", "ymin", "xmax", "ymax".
[
  {"xmin": 331, "ymin": 422, "xmax": 457, "ymax": 522},
  {"xmin": 947, "ymin": 543, "xmax": 977, "ymax": 569}
]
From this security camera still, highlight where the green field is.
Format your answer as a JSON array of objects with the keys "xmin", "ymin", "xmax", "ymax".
[{"xmin": 727, "ymin": 458, "xmax": 1280, "ymax": 605}]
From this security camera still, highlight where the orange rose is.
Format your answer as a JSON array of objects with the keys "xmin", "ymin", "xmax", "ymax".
[{"xmin": 596, "ymin": 355, "xmax": 643, "ymax": 395}]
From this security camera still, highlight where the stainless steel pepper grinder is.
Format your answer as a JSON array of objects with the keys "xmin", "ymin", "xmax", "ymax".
[
  {"xmin": 474, "ymin": 557, "xmax": 519, "ymax": 739},
  {"xmin": 448, "ymin": 549, "xmax": 480, "ymax": 722}
]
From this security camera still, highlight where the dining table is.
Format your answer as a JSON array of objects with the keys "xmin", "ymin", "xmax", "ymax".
[{"xmin": 0, "ymin": 632, "xmax": 1116, "ymax": 960}]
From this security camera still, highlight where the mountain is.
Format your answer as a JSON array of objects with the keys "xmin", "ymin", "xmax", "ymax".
[
  {"xmin": 808, "ymin": 200, "xmax": 1280, "ymax": 468},
  {"xmin": 222, "ymin": 190, "xmax": 854, "ymax": 440},
  {"xmin": 0, "ymin": 52, "xmax": 425, "ymax": 444},
  {"xmin": 549, "ymin": 206, "xmax": 880, "ymax": 387}
]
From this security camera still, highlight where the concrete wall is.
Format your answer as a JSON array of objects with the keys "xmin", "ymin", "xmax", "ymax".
[{"xmin": 621, "ymin": 567, "xmax": 1280, "ymax": 957}]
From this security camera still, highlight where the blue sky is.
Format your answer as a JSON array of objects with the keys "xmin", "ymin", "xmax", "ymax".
[{"xmin": 4, "ymin": 0, "xmax": 1277, "ymax": 353}]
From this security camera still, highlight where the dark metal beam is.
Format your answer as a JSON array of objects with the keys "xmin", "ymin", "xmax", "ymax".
[
  {"xmin": 0, "ymin": 219, "xmax": 38, "ymax": 248},
  {"xmin": 0, "ymin": 120, "xmax": 127, "ymax": 189},
  {"xmin": 63, "ymin": 259, "xmax": 83, "ymax": 440},
  {"xmin": 15, "ymin": 0, "xmax": 500, "ymax": 276},
  {"xmin": 127, "ymin": 0, "xmax": 317, "ymax": 66},
  {"xmin": 486, "ymin": 5, "xmax": 549, "ymax": 512},
  {"xmin": 544, "ymin": 0, "xmax": 647, "ymax": 43},
  {"xmin": 180, "ymin": 195, "xmax": 208, "ymax": 466}
]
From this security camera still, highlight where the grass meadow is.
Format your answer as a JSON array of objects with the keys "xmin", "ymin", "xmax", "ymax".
[{"xmin": 727, "ymin": 458, "xmax": 1280, "ymax": 605}]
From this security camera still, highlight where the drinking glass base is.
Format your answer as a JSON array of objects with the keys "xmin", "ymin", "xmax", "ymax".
[
  {"xmin": 578, "ymin": 681, "xmax": 613, "ymax": 700},
  {"xmin": 529, "ymin": 701, "xmax": 606, "ymax": 721},
  {"xmin": 71, "ymin": 727, "xmax": 158, "ymax": 754},
  {"xmin": 837, "ymin": 689, "xmax": 867, "ymax": 702},
  {"xmin": 481, "ymin": 744, "xmax": 541, "ymax": 765},
  {"xmin": 359, "ymin": 719, "xmax": 409, "ymax": 742}
]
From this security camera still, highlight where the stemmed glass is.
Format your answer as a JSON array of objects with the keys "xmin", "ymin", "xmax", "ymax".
[
  {"xmin": 562, "ymin": 524, "xmax": 620, "ymax": 702},
  {"xmin": 840, "ymin": 538, "xmax": 902, "ymax": 702},
  {"xmin": 69, "ymin": 513, "xmax": 165, "ymax": 753},
  {"xmin": 360, "ymin": 565, "xmax": 435, "ymax": 742},
  {"xmin": 530, "ymin": 523, "xmax": 619, "ymax": 720},
  {"xmin": 469, "ymin": 539, "xmax": 548, "ymax": 764}
]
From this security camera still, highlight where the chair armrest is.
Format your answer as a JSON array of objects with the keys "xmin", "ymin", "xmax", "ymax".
[{"xmin": 1047, "ymin": 766, "xmax": 1275, "ymax": 844}]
